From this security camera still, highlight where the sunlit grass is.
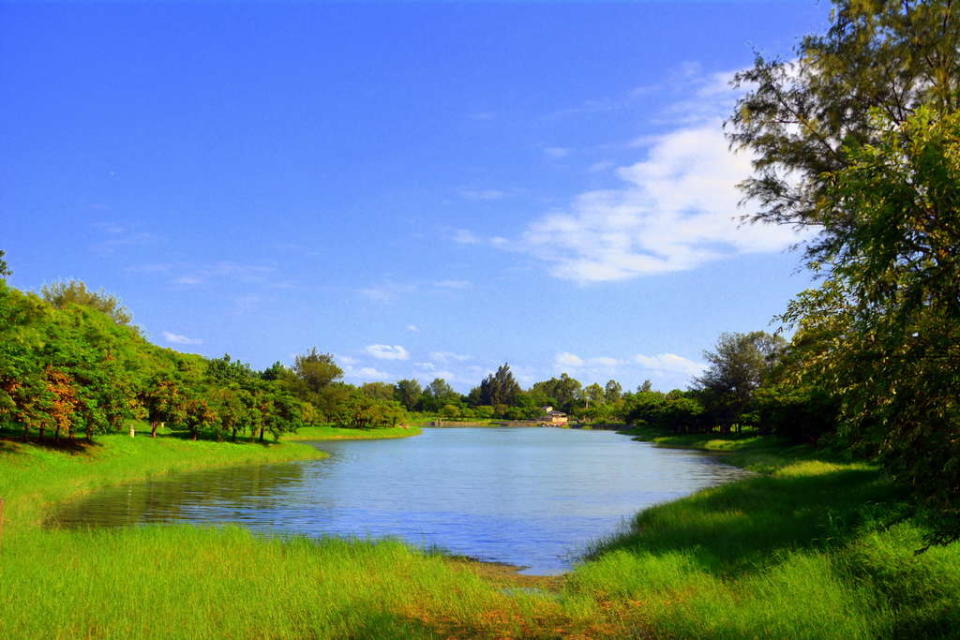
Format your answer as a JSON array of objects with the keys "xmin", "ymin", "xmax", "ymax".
[
  {"xmin": 0, "ymin": 432, "xmax": 327, "ymax": 535},
  {"xmin": 2, "ymin": 426, "xmax": 959, "ymax": 638},
  {"xmin": 283, "ymin": 425, "xmax": 422, "ymax": 442}
]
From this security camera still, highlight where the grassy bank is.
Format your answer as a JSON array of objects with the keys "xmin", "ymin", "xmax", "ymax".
[
  {"xmin": 283, "ymin": 425, "xmax": 422, "ymax": 441},
  {"xmin": 563, "ymin": 427, "xmax": 960, "ymax": 638},
  {"xmin": 0, "ymin": 434, "xmax": 599, "ymax": 639},
  {"xmin": 2, "ymin": 427, "xmax": 959, "ymax": 638},
  {"xmin": 0, "ymin": 433, "xmax": 329, "ymax": 535}
]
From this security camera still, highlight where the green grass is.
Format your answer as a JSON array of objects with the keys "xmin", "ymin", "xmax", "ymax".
[
  {"xmin": 0, "ymin": 525, "xmax": 592, "ymax": 640},
  {"xmin": 0, "ymin": 432, "xmax": 328, "ymax": 535},
  {"xmin": 283, "ymin": 424, "xmax": 422, "ymax": 441},
  {"xmin": 563, "ymin": 427, "xmax": 960, "ymax": 639},
  {"xmin": 2, "ymin": 425, "xmax": 959, "ymax": 638}
]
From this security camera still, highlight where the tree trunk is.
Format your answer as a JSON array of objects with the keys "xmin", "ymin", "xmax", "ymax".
[
  {"xmin": 150, "ymin": 421, "xmax": 159, "ymax": 438},
  {"xmin": 258, "ymin": 427, "xmax": 265, "ymax": 443}
]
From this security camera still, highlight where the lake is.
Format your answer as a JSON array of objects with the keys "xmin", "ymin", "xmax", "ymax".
[{"xmin": 49, "ymin": 427, "xmax": 747, "ymax": 574}]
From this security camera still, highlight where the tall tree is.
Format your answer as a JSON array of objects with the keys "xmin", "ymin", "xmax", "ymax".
[
  {"xmin": 141, "ymin": 377, "xmax": 186, "ymax": 438},
  {"xmin": 40, "ymin": 280, "xmax": 133, "ymax": 326},
  {"xmin": 292, "ymin": 348, "xmax": 343, "ymax": 394},
  {"xmin": 479, "ymin": 364, "xmax": 521, "ymax": 408},
  {"xmin": 729, "ymin": 0, "xmax": 960, "ymax": 539},
  {"xmin": 730, "ymin": 0, "xmax": 960, "ymax": 232},
  {"xmin": 694, "ymin": 332, "xmax": 785, "ymax": 428},
  {"xmin": 393, "ymin": 378, "xmax": 423, "ymax": 411},
  {"xmin": 604, "ymin": 379, "xmax": 623, "ymax": 404}
]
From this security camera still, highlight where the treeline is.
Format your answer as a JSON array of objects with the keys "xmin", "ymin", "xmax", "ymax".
[
  {"xmin": 0, "ymin": 268, "xmax": 412, "ymax": 443},
  {"xmin": 0, "ymin": 260, "xmax": 813, "ymax": 444}
]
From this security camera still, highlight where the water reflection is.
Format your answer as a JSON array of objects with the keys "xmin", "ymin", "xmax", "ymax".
[{"xmin": 50, "ymin": 428, "xmax": 747, "ymax": 574}]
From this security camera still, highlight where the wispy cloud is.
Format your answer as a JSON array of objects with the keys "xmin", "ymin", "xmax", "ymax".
[
  {"xmin": 92, "ymin": 222, "xmax": 160, "ymax": 253},
  {"xmin": 406, "ymin": 324, "xmax": 420, "ymax": 333},
  {"xmin": 365, "ymin": 344, "xmax": 410, "ymax": 360},
  {"xmin": 453, "ymin": 229, "xmax": 482, "ymax": 245},
  {"xmin": 633, "ymin": 353, "xmax": 706, "ymax": 378},
  {"xmin": 452, "ymin": 63, "xmax": 810, "ymax": 282},
  {"xmin": 553, "ymin": 350, "xmax": 705, "ymax": 387},
  {"xmin": 162, "ymin": 331, "xmax": 203, "ymax": 345},
  {"xmin": 342, "ymin": 363, "xmax": 393, "ymax": 381},
  {"xmin": 171, "ymin": 261, "xmax": 276, "ymax": 287},
  {"xmin": 415, "ymin": 362, "xmax": 458, "ymax": 381},
  {"xmin": 554, "ymin": 352, "xmax": 622, "ymax": 370},
  {"xmin": 519, "ymin": 121, "xmax": 805, "ymax": 283},
  {"xmin": 544, "ymin": 146, "xmax": 572, "ymax": 159},
  {"xmin": 358, "ymin": 281, "xmax": 417, "ymax": 303}
]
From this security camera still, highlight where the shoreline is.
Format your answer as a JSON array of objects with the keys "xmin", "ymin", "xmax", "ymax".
[{"xmin": 0, "ymin": 425, "xmax": 424, "ymax": 536}]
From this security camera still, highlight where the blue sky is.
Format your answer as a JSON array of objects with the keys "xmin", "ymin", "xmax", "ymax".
[{"xmin": 1, "ymin": 1, "xmax": 828, "ymax": 392}]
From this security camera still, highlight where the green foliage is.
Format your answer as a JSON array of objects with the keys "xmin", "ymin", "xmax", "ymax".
[
  {"xmin": 529, "ymin": 372, "xmax": 582, "ymax": 414},
  {"xmin": 731, "ymin": 0, "xmax": 960, "ymax": 539},
  {"xmin": 393, "ymin": 378, "xmax": 423, "ymax": 411},
  {"xmin": 360, "ymin": 381, "xmax": 395, "ymax": 401},
  {"xmin": 292, "ymin": 348, "xmax": 343, "ymax": 394},
  {"xmin": 693, "ymin": 331, "xmax": 786, "ymax": 427},
  {"xmin": 476, "ymin": 363, "xmax": 521, "ymax": 409},
  {"xmin": 40, "ymin": 280, "xmax": 133, "ymax": 326}
]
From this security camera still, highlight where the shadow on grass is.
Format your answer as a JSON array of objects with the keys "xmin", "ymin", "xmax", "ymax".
[
  {"xmin": 0, "ymin": 431, "xmax": 101, "ymax": 454},
  {"xmin": 158, "ymin": 429, "xmax": 281, "ymax": 447},
  {"xmin": 589, "ymin": 464, "xmax": 911, "ymax": 577}
]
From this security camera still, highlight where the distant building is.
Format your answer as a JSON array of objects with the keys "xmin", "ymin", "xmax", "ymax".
[{"xmin": 540, "ymin": 406, "xmax": 568, "ymax": 426}]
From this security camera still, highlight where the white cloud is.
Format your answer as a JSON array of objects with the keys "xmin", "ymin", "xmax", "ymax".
[
  {"xmin": 162, "ymin": 331, "xmax": 203, "ymax": 345},
  {"xmin": 554, "ymin": 352, "xmax": 622, "ymax": 370},
  {"xmin": 453, "ymin": 229, "xmax": 482, "ymax": 245},
  {"xmin": 520, "ymin": 121, "xmax": 805, "ymax": 283},
  {"xmin": 342, "ymin": 363, "xmax": 393, "ymax": 381},
  {"xmin": 544, "ymin": 146, "xmax": 572, "ymax": 159},
  {"xmin": 549, "ymin": 350, "xmax": 705, "ymax": 389},
  {"xmin": 364, "ymin": 344, "xmax": 410, "ymax": 360},
  {"xmin": 633, "ymin": 353, "xmax": 706, "ymax": 377},
  {"xmin": 555, "ymin": 352, "xmax": 585, "ymax": 368},
  {"xmin": 406, "ymin": 324, "xmax": 420, "ymax": 333},
  {"xmin": 356, "ymin": 367, "xmax": 391, "ymax": 380},
  {"xmin": 358, "ymin": 281, "xmax": 416, "ymax": 303},
  {"xmin": 92, "ymin": 222, "xmax": 159, "ymax": 252}
]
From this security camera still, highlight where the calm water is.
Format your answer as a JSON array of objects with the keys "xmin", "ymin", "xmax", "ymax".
[{"xmin": 50, "ymin": 428, "xmax": 746, "ymax": 574}]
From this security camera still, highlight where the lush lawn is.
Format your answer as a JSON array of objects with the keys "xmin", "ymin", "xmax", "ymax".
[
  {"xmin": 0, "ymin": 431, "xmax": 327, "ymax": 535},
  {"xmin": 565, "ymin": 427, "xmax": 960, "ymax": 639},
  {"xmin": 283, "ymin": 424, "xmax": 422, "ymax": 441},
  {"xmin": 2, "ymin": 426, "xmax": 959, "ymax": 638}
]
